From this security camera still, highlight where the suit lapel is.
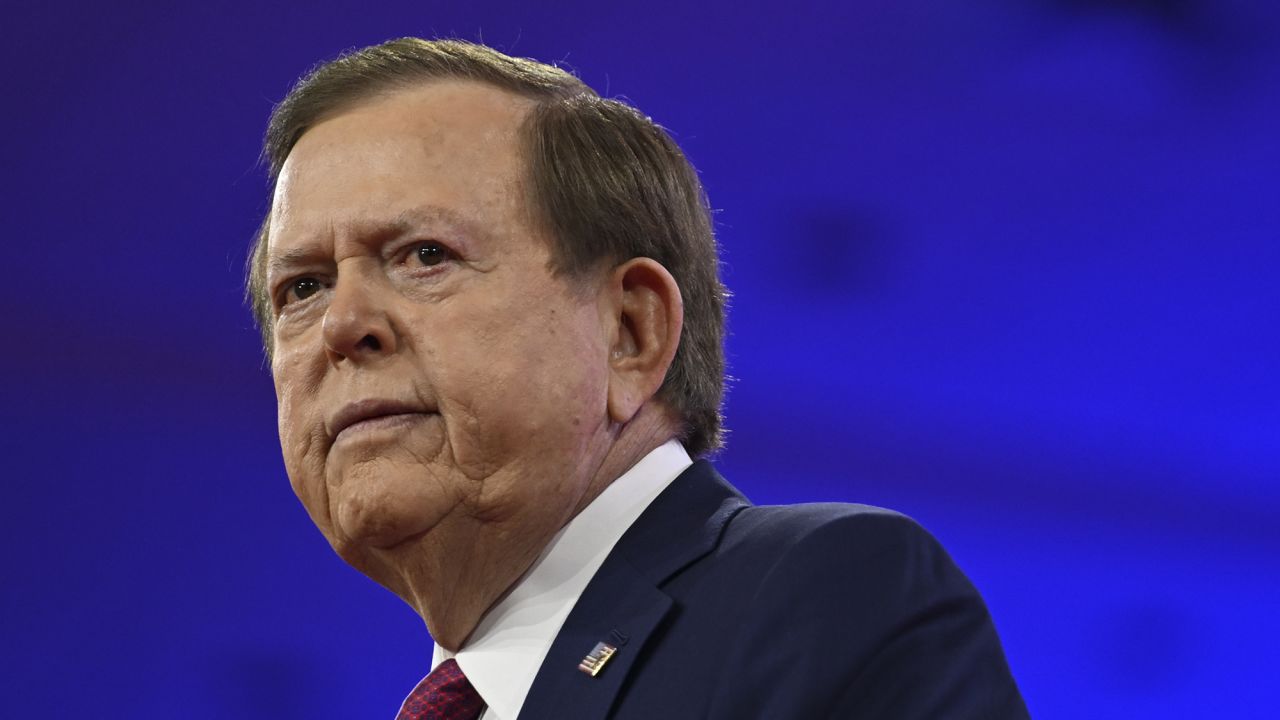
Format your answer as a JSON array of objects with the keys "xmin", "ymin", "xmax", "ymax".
[
  {"xmin": 515, "ymin": 551, "xmax": 671, "ymax": 719},
  {"xmin": 518, "ymin": 461, "xmax": 749, "ymax": 719}
]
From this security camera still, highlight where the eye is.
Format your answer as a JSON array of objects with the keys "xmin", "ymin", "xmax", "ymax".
[
  {"xmin": 412, "ymin": 242, "xmax": 452, "ymax": 267},
  {"xmin": 282, "ymin": 277, "xmax": 323, "ymax": 306}
]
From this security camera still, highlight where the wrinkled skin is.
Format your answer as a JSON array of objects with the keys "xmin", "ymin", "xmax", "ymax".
[{"xmin": 265, "ymin": 81, "xmax": 679, "ymax": 649}]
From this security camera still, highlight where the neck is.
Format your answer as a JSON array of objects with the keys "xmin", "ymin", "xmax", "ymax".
[{"xmin": 409, "ymin": 402, "xmax": 682, "ymax": 651}]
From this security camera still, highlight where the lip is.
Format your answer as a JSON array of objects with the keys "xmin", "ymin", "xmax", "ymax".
[{"xmin": 327, "ymin": 398, "xmax": 434, "ymax": 443}]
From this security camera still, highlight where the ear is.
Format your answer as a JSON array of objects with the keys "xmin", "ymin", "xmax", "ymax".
[{"xmin": 602, "ymin": 257, "xmax": 684, "ymax": 425}]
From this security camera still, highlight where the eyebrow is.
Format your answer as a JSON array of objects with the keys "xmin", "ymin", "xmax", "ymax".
[
  {"xmin": 266, "ymin": 205, "xmax": 483, "ymax": 281},
  {"xmin": 266, "ymin": 246, "xmax": 327, "ymax": 283},
  {"xmin": 388, "ymin": 206, "xmax": 475, "ymax": 236}
]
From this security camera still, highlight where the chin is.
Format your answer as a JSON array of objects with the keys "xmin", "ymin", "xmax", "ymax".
[
  {"xmin": 337, "ymin": 504, "xmax": 422, "ymax": 548},
  {"xmin": 331, "ymin": 470, "xmax": 455, "ymax": 550}
]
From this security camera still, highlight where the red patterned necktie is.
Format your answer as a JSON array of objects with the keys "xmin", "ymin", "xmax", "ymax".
[{"xmin": 396, "ymin": 658, "xmax": 486, "ymax": 720}]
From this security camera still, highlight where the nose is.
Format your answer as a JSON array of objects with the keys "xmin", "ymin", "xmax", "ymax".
[{"xmin": 321, "ymin": 267, "xmax": 397, "ymax": 364}]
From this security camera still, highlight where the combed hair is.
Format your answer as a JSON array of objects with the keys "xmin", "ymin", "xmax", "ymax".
[{"xmin": 247, "ymin": 38, "xmax": 728, "ymax": 456}]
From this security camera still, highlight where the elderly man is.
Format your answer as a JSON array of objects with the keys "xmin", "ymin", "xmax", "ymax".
[{"xmin": 247, "ymin": 38, "xmax": 1028, "ymax": 719}]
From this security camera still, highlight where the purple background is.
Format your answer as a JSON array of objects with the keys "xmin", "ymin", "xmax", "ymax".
[{"xmin": 3, "ymin": 1, "xmax": 1277, "ymax": 717}]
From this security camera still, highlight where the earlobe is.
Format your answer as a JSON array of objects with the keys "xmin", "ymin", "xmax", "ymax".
[{"xmin": 605, "ymin": 258, "xmax": 683, "ymax": 425}]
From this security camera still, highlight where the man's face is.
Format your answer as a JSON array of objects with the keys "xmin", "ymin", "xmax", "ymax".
[{"xmin": 266, "ymin": 81, "xmax": 614, "ymax": 599}]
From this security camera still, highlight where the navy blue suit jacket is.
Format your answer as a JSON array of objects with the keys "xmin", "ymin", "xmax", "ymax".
[{"xmin": 518, "ymin": 461, "xmax": 1029, "ymax": 718}]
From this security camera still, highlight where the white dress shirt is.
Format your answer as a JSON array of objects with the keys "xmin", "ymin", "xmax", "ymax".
[{"xmin": 427, "ymin": 440, "xmax": 693, "ymax": 720}]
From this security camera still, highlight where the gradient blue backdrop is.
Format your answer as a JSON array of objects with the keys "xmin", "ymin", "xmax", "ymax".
[{"xmin": 3, "ymin": 1, "xmax": 1276, "ymax": 717}]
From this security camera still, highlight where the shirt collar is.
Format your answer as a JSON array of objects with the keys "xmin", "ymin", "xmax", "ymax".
[{"xmin": 431, "ymin": 440, "xmax": 693, "ymax": 720}]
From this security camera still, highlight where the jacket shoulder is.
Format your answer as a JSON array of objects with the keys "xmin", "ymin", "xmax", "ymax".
[
  {"xmin": 697, "ymin": 502, "xmax": 1029, "ymax": 719},
  {"xmin": 721, "ymin": 501, "xmax": 941, "ymax": 574}
]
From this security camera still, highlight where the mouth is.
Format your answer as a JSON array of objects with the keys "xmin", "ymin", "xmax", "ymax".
[{"xmin": 328, "ymin": 399, "xmax": 435, "ymax": 444}]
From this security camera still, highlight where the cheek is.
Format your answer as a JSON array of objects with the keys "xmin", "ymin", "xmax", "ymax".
[
  {"xmin": 468, "ymin": 306, "xmax": 608, "ymax": 443},
  {"xmin": 275, "ymin": 375, "xmax": 317, "ymax": 456},
  {"xmin": 272, "ymin": 353, "xmax": 329, "ymax": 513},
  {"xmin": 273, "ymin": 342, "xmax": 323, "ymax": 437}
]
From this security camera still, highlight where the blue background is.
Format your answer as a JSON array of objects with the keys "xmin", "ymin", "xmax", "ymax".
[{"xmin": 3, "ymin": 1, "xmax": 1277, "ymax": 717}]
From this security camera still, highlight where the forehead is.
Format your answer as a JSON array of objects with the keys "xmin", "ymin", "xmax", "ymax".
[{"xmin": 268, "ymin": 81, "xmax": 537, "ymax": 254}]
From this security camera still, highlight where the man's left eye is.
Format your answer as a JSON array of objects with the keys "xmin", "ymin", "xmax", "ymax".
[{"xmin": 413, "ymin": 242, "xmax": 450, "ymax": 267}]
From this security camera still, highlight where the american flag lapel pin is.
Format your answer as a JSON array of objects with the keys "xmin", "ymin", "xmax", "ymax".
[{"xmin": 577, "ymin": 641, "xmax": 618, "ymax": 677}]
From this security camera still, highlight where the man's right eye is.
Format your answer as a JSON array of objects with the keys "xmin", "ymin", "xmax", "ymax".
[{"xmin": 283, "ymin": 277, "xmax": 323, "ymax": 305}]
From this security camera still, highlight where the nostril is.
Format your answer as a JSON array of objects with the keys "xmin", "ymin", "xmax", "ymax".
[{"xmin": 358, "ymin": 334, "xmax": 382, "ymax": 352}]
